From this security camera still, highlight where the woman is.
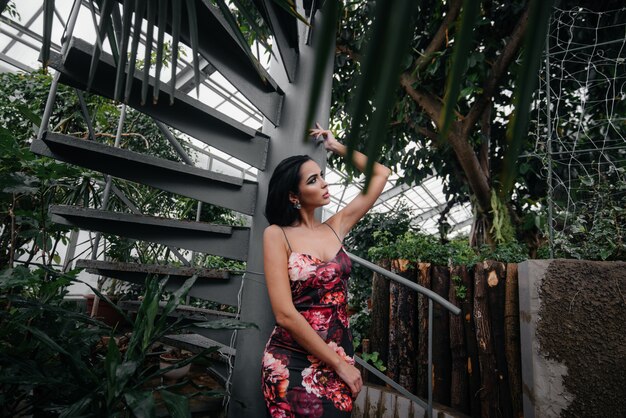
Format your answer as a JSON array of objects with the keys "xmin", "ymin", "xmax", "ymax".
[{"xmin": 261, "ymin": 123, "xmax": 391, "ymax": 417}]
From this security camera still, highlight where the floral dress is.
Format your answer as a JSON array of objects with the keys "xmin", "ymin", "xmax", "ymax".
[{"xmin": 262, "ymin": 227, "xmax": 354, "ymax": 418}]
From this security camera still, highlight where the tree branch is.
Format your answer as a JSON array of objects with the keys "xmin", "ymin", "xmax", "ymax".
[
  {"xmin": 399, "ymin": 73, "xmax": 444, "ymax": 126},
  {"xmin": 462, "ymin": 5, "xmax": 530, "ymax": 136},
  {"xmin": 336, "ymin": 43, "xmax": 361, "ymax": 62},
  {"xmin": 414, "ymin": 0, "xmax": 463, "ymax": 73}
]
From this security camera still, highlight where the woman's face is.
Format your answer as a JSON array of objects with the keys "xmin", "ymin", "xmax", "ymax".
[{"xmin": 293, "ymin": 160, "xmax": 330, "ymax": 209}]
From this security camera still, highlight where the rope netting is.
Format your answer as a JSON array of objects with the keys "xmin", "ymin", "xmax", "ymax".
[{"xmin": 531, "ymin": 6, "xmax": 626, "ymax": 259}]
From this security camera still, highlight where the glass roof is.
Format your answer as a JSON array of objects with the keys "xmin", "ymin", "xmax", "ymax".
[{"xmin": 0, "ymin": 1, "xmax": 473, "ymax": 236}]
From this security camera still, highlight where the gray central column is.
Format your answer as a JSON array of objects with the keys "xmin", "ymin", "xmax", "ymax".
[{"xmin": 227, "ymin": 5, "xmax": 335, "ymax": 417}]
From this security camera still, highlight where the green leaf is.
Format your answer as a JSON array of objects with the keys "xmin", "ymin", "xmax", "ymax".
[
  {"xmin": 124, "ymin": 0, "xmax": 147, "ymax": 103},
  {"xmin": 500, "ymin": 0, "xmax": 555, "ymax": 197},
  {"xmin": 14, "ymin": 103, "xmax": 42, "ymax": 128},
  {"xmin": 169, "ymin": 0, "xmax": 182, "ymax": 105},
  {"xmin": 153, "ymin": 0, "xmax": 168, "ymax": 104},
  {"xmin": 214, "ymin": 0, "xmax": 267, "ymax": 83},
  {"xmin": 439, "ymin": 0, "xmax": 480, "ymax": 141},
  {"xmin": 20, "ymin": 324, "xmax": 70, "ymax": 356},
  {"xmin": 114, "ymin": 0, "xmax": 134, "ymax": 102},
  {"xmin": 269, "ymin": 0, "xmax": 309, "ymax": 26},
  {"xmin": 88, "ymin": 0, "xmax": 115, "ymax": 91},
  {"xmin": 141, "ymin": 0, "xmax": 156, "ymax": 105},
  {"xmin": 304, "ymin": 0, "xmax": 340, "ymax": 140},
  {"xmin": 160, "ymin": 389, "xmax": 191, "ymax": 418},
  {"xmin": 2, "ymin": 172, "xmax": 40, "ymax": 195},
  {"xmin": 185, "ymin": 0, "xmax": 200, "ymax": 98},
  {"xmin": 124, "ymin": 390, "xmax": 156, "ymax": 418}
]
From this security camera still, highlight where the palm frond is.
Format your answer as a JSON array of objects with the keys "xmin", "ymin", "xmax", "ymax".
[
  {"xmin": 185, "ymin": 0, "xmax": 201, "ymax": 98},
  {"xmin": 169, "ymin": 0, "xmax": 182, "ymax": 105},
  {"xmin": 304, "ymin": 0, "xmax": 340, "ymax": 138},
  {"xmin": 500, "ymin": 0, "xmax": 555, "ymax": 197},
  {"xmin": 215, "ymin": 0, "xmax": 267, "ymax": 83},
  {"xmin": 87, "ymin": 0, "xmax": 114, "ymax": 91},
  {"xmin": 153, "ymin": 0, "xmax": 168, "ymax": 104},
  {"xmin": 141, "ymin": 0, "xmax": 156, "ymax": 105},
  {"xmin": 124, "ymin": 0, "xmax": 147, "ymax": 103},
  {"xmin": 439, "ymin": 0, "xmax": 480, "ymax": 141},
  {"xmin": 114, "ymin": 0, "xmax": 134, "ymax": 102}
]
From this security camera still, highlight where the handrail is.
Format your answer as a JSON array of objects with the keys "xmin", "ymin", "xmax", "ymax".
[
  {"xmin": 346, "ymin": 252, "xmax": 461, "ymax": 315},
  {"xmin": 346, "ymin": 251, "xmax": 461, "ymax": 418}
]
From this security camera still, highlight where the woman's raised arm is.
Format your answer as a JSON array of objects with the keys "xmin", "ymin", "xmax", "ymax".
[{"xmin": 310, "ymin": 124, "xmax": 391, "ymax": 239}]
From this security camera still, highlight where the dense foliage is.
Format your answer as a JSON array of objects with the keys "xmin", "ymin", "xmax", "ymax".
[{"xmin": 330, "ymin": 1, "xmax": 626, "ymax": 258}]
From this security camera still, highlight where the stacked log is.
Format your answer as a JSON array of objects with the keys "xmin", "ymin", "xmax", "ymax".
[
  {"xmin": 416, "ymin": 262, "xmax": 431, "ymax": 398},
  {"xmin": 449, "ymin": 265, "xmax": 469, "ymax": 413},
  {"xmin": 369, "ymin": 260, "xmax": 522, "ymax": 418}
]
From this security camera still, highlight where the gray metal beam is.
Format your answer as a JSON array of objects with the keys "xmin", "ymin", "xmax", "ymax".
[
  {"xmin": 228, "ymin": 3, "xmax": 334, "ymax": 415},
  {"xmin": 0, "ymin": 51, "xmax": 34, "ymax": 72},
  {"xmin": 47, "ymin": 38, "xmax": 270, "ymax": 169},
  {"xmin": 31, "ymin": 132, "xmax": 258, "ymax": 215},
  {"xmin": 49, "ymin": 205, "xmax": 250, "ymax": 260}
]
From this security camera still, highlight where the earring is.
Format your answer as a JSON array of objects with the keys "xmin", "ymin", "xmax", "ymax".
[{"xmin": 293, "ymin": 201, "xmax": 301, "ymax": 210}]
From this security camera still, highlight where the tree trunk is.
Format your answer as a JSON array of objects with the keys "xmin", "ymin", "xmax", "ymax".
[
  {"xmin": 504, "ymin": 264, "xmax": 523, "ymax": 418},
  {"xmin": 393, "ymin": 259, "xmax": 418, "ymax": 393},
  {"xmin": 416, "ymin": 262, "xmax": 431, "ymax": 398},
  {"xmin": 462, "ymin": 265, "xmax": 482, "ymax": 418},
  {"xmin": 486, "ymin": 260, "xmax": 513, "ymax": 418},
  {"xmin": 431, "ymin": 264, "xmax": 451, "ymax": 405},
  {"xmin": 474, "ymin": 262, "xmax": 499, "ymax": 418},
  {"xmin": 449, "ymin": 265, "xmax": 470, "ymax": 414},
  {"xmin": 369, "ymin": 259, "xmax": 390, "ymax": 385}
]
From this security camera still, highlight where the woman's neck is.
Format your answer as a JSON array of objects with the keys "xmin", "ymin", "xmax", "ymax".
[{"xmin": 293, "ymin": 210, "xmax": 322, "ymax": 230}]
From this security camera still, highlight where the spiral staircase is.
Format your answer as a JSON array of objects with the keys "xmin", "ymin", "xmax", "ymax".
[{"xmin": 27, "ymin": 0, "xmax": 331, "ymax": 415}]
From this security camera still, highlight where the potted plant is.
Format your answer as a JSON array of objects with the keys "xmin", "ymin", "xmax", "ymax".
[{"xmin": 159, "ymin": 348, "xmax": 193, "ymax": 381}]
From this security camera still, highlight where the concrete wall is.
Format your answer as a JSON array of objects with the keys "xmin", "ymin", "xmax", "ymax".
[{"xmin": 518, "ymin": 260, "xmax": 626, "ymax": 418}]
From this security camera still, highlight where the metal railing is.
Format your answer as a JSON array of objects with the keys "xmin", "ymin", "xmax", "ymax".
[{"xmin": 346, "ymin": 252, "xmax": 461, "ymax": 418}]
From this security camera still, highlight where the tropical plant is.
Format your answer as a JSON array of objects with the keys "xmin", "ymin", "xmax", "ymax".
[{"xmin": 0, "ymin": 265, "xmax": 256, "ymax": 417}]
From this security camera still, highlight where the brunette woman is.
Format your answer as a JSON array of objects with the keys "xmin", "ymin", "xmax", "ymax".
[{"xmin": 261, "ymin": 124, "xmax": 391, "ymax": 417}]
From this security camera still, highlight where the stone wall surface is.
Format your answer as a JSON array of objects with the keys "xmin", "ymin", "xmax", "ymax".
[{"xmin": 518, "ymin": 260, "xmax": 626, "ymax": 418}]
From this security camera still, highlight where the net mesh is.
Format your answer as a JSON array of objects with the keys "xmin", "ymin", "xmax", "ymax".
[{"xmin": 531, "ymin": 6, "xmax": 626, "ymax": 259}]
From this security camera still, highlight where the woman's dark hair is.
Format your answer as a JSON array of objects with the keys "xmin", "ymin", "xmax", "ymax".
[{"xmin": 265, "ymin": 155, "xmax": 312, "ymax": 226}]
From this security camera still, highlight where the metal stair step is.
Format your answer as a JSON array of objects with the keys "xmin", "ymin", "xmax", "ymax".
[
  {"xmin": 76, "ymin": 259, "xmax": 231, "ymax": 280},
  {"xmin": 78, "ymin": 259, "xmax": 244, "ymax": 306},
  {"xmin": 47, "ymin": 37, "xmax": 269, "ymax": 169},
  {"xmin": 160, "ymin": 333, "xmax": 234, "ymax": 387},
  {"xmin": 49, "ymin": 205, "xmax": 249, "ymax": 260},
  {"xmin": 31, "ymin": 131, "xmax": 257, "ymax": 215},
  {"xmin": 146, "ymin": 0, "xmax": 285, "ymax": 124},
  {"xmin": 120, "ymin": 300, "xmax": 238, "ymax": 323}
]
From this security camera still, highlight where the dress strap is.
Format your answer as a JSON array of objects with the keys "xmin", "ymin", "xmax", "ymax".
[
  {"xmin": 324, "ymin": 223, "xmax": 342, "ymax": 244},
  {"xmin": 279, "ymin": 227, "xmax": 293, "ymax": 252}
]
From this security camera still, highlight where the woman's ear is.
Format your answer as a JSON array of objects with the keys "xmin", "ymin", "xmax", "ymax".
[{"xmin": 288, "ymin": 192, "xmax": 299, "ymax": 204}]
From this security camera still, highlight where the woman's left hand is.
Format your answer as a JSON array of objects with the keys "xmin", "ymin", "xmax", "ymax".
[{"xmin": 310, "ymin": 122, "xmax": 342, "ymax": 154}]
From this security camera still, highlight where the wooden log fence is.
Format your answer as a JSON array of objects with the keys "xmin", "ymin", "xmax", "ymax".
[{"xmin": 366, "ymin": 260, "xmax": 523, "ymax": 418}]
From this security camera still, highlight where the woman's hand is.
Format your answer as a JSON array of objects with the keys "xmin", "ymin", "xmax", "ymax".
[
  {"xmin": 334, "ymin": 359, "xmax": 363, "ymax": 398},
  {"xmin": 309, "ymin": 122, "xmax": 344, "ymax": 155}
]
